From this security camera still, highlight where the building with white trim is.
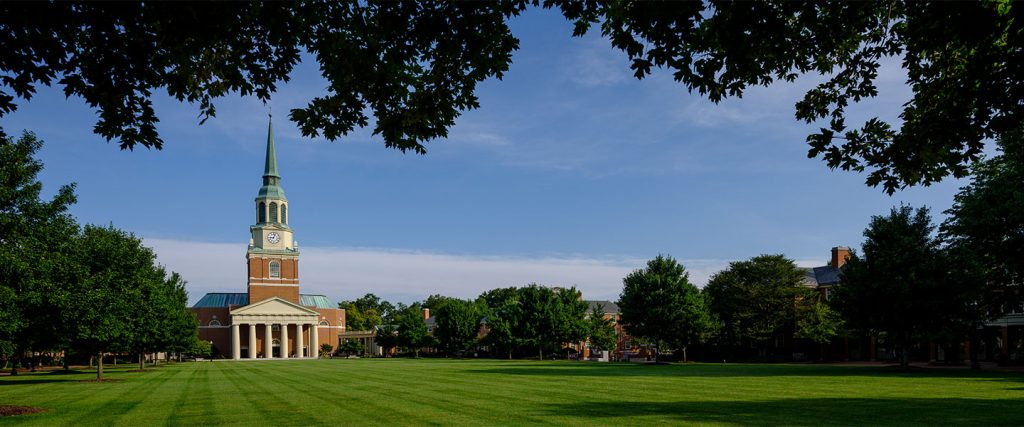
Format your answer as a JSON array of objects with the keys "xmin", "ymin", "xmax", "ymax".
[{"xmin": 191, "ymin": 117, "xmax": 345, "ymax": 359}]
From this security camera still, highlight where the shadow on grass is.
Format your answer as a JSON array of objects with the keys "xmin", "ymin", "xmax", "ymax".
[
  {"xmin": 469, "ymin": 363, "xmax": 1024, "ymax": 380},
  {"xmin": 0, "ymin": 378, "xmax": 81, "ymax": 386},
  {"xmin": 543, "ymin": 398, "xmax": 1024, "ymax": 425}
]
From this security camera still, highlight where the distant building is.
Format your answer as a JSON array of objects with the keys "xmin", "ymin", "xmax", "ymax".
[{"xmin": 191, "ymin": 118, "xmax": 345, "ymax": 359}]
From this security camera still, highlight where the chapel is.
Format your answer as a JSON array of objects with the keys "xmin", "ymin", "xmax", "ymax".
[{"xmin": 191, "ymin": 117, "xmax": 345, "ymax": 359}]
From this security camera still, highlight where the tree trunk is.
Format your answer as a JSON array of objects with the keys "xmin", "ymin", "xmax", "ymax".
[
  {"xmin": 969, "ymin": 328, "xmax": 981, "ymax": 370},
  {"xmin": 682, "ymin": 345, "xmax": 688, "ymax": 363},
  {"xmin": 10, "ymin": 350, "xmax": 20, "ymax": 376},
  {"xmin": 508, "ymin": 350, "xmax": 512, "ymax": 360},
  {"xmin": 900, "ymin": 332, "xmax": 910, "ymax": 369},
  {"xmin": 139, "ymin": 352, "xmax": 145, "ymax": 371},
  {"xmin": 538, "ymin": 347, "xmax": 543, "ymax": 361},
  {"xmin": 97, "ymin": 352, "xmax": 104, "ymax": 380},
  {"xmin": 89, "ymin": 355, "xmax": 94, "ymax": 368}
]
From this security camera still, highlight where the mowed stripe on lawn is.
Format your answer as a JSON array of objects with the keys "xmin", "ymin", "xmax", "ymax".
[{"xmin": 2, "ymin": 359, "xmax": 1023, "ymax": 426}]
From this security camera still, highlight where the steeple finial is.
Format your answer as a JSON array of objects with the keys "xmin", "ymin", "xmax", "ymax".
[{"xmin": 264, "ymin": 114, "xmax": 280, "ymax": 178}]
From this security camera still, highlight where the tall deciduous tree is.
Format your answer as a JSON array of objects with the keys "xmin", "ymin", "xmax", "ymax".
[
  {"xmin": 480, "ymin": 287, "xmax": 522, "ymax": 360},
  {"xmin": 941, "ymin": 126, "xmax": 1024, "ymax": 321},
  {"xmin": 340, "ymin": 293, "xmax": 393, "ymax": 331},
  {"xmin": 511, "ymin": 284, "xmax": 556, "ymax": 360},
  {"xmin": 0, "ymin": 132, "xmax": 78, "ymax": 375},
  {"xmin": 478, "ymin": 285, "xmax": 589, "ymax": 359},
  {"xmin": 394, "ymin": 303, "xmax": 430, "ymax": 358},
  {"xmin": 161, "ymin": 273, "xmax": 202, "ymax": 363},
  {"xmin": 833, "ymin": 205, "xmax": 957, "ymax": 369},
  {"xmin": 374, "ymin": 324, "xmax": 399, "ymax": 358},
  {"xmin": 705, "ymin": 255, "xmax": 813, "ymax": 360},
  {"xmin": 796, "ymin": 300, "xmax": 845, "ymax": 360},
  {"xmin": 551, "ymin": 287, "xmax": 589, "ymax": 359},
  {"xmin": 619, "ymin": 255, "xmax": 715, "ymax": 362},
  {"xmin": 71, "ymin": 225, "xmax": 161, "ymax": 380},
  {"xmin": 585, "ymin": 304, "xmax": 618, "ymax": 355},
  {"xmin": 127, "ymin": 268, "xmax": 197, "ymax": 370},
  {"xmin": 431, "ymin": 297, "xmax": 483, "ymax": 356}
]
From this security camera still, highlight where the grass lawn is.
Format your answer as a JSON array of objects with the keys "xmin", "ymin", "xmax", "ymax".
[{"xmin": 1, "ymin": 359, "xmax": 1023, "ymax": 426}]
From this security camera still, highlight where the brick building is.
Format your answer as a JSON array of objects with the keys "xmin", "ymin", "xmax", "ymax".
[{"xmin": 191, "ymin": 117, "xmax": 345, "ymax": 359}]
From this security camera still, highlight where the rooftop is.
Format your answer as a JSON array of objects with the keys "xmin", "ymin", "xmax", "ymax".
[
  {"xmin": 802, "ymin": 266, "xmax": 841, "ymax": 287},
  {"xmin": 585, "ymin": 300, "xmax": 620, "ymax": 314},
  {"xmin": 193, "ymin": 292, "xmax": 335, "ymax": 309}
]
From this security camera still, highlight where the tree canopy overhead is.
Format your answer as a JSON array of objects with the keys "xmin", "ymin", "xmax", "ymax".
[
  {"xmin": 4, "ymin": 1, "xmax": 1022, "ymax": 193},
  {"xmin": 0, "ymin": 1, "xmax": 521, "ymax": 153},
  {"xmin": 563, "ymin": 1, "xmax": 1024, "ymax": 193}
]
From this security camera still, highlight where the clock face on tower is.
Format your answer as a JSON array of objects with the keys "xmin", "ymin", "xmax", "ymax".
[{"xmin": 266, "ymin": 232, "xmax": 281, "ymax": 244}]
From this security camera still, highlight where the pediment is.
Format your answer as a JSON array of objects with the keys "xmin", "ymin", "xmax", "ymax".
[{"xmin": 230, "ymin": 296, "xmax": 318, "ymax": 316}]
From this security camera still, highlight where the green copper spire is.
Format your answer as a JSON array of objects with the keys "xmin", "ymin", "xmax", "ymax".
[
  {"xmin": 257, "ymin": 114, "xmax": 286, "ymax": 200},
  {"xmin": 264, "ymin": 114, "xmax": 280, "ymax": 178}
]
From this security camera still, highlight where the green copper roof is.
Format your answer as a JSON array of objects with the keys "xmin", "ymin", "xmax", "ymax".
[
  {"xmin": 257, "ymin": 115, "xmax": 286, "ymax": 200},
  {"xmin": 300, "ymin": 295, "xmax": 334, "ymax": 309},
  {"xmin": 193, "ymin": 293, "xmax": 249, "ymax": 308},
  {"xmin": 192, "ymin": 293, "xmax": 335, "ymax": 309}
]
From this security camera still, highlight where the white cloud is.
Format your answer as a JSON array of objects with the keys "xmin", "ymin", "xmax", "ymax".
[
  {"xmin": 562, "ymin": 37, "xmax": 633, "ymax": 87},
  {"xmin": 144, "ymin": 238, "xmax": 747, "ymax": 306}
]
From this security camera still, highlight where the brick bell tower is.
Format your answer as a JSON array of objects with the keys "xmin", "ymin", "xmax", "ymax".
[{"xmin": 247, "ymin": 115, "xmax": 300, "ymax": 304}]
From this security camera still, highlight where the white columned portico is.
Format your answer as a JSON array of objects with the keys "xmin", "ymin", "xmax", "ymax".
[
  {"xmin": 231, "ymin": 323, "xmax": 240, "ymax": 360},
  {"xmin": 229, "ymin": 297, "xmax": 321, "ymax": 361},
  {"xmin": 281, "ymin": 323, "xmax": 290, "ymax": 358},
  {"xmin": 310, "ymin": 322, "xmax": 319, "ymax": 359},
  {"xmin": 248, "ymin": 324, "xmax": 257, "ymax": 359},
  {"xmin": 264, "ymin": 322, "xmax": 273, "ymax": 358}
]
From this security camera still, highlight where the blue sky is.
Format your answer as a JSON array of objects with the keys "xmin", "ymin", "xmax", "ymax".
[{"xmin": 4, "ymin": 9, "xmax": 967, "ymax": 305}]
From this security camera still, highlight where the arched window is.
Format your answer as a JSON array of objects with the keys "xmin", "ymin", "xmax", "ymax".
[
  {"xmin": 269, "ymin": 261, "xmax": 280, "ymax": 278},
  {"xmin": 258, "ymin": 202, "xmax": 266, "ymax": 223},
  {"xmin": 272, "ymin": 325, "xmax": 280, "ymax": 332},
  {"xmin": 319, "ymin": 321, "xmax": 329, "ymax": 326},
  {"xmin": 281, "ymin": 204, "xmax": 287, "ymax": 224},
  {"xmin": 269, "ymin": 202, "xmax": 278, "ymax": 223},
  {"xmin": 209, "ymin": 320, "xmax": 221, "ymax": 326}
]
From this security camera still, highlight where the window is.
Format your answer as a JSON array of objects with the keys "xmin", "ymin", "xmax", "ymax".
[
  {"xmin": 272, "ymin": 325, "xmax": 280, "ymax": 332},
  {"xmin": 269, "ymin": 202, "xmax": 278, "ymax": 223},
  {"xmin": 258, "ymin": 202, "xmax": 266, "ymax": 223},
  {"xmin": 281, "ymin": 204, "xmax": 287, "ymax": 224},
  {"xmin": 208, "ymin": 320, "xmax": 221, "ymax": 326},
  {"xmin": 319, "ymin": 321, "xmax": 329, "ymax": 326},
  {"xmin": 269, "ymin": 261, "xmax": 280, "ymax": 278}
]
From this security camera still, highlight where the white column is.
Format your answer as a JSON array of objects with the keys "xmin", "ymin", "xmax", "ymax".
[
  {"xmin": 310, "ymin": 322, "xmax": 319, "ymax": 359},
  {"xmin": 281, "ymin": 323, "xmax": 290, "ymax": 358},
  {"xmin": 247, "ymin": 324, "xmax": 257, "ymax": 359},
  {"xmin": 231, "ymin": 323, "xmax": 240, "ymax": 360},
  {"xmin": 264, "ymin": 323, "xmax": 273, "ymax": 358},
  {"xmin": 296, "ymin": 323, "xmax": 305, "ymax": 358}
]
